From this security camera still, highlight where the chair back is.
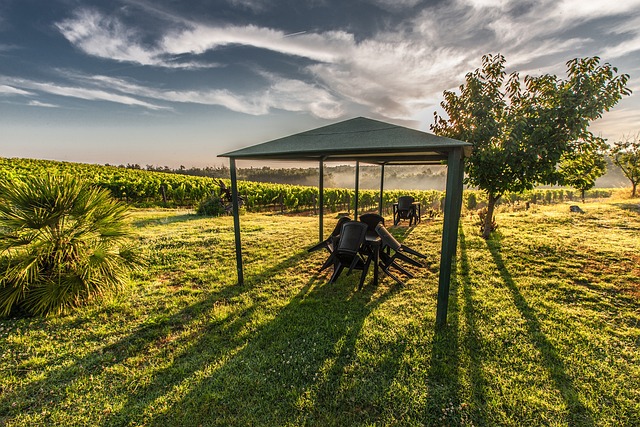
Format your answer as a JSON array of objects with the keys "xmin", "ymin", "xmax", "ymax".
[
  {"xmin": 397, "ymin": 196, "xmax": 415, "ymax": 210},
  {"xmin": 375, "ymin": 223, "xmax": 401, "ymax": 251},
  {"xmin": 359, "ymin": 213, "xmax": 384, "ymax": 232},
  {"xmin": 330, "ymin": 216, "xmax": 351, "ymax": 237},
  {"xmin": 337, "ymin": 221, "xmax": 368, "ymax": 255}
]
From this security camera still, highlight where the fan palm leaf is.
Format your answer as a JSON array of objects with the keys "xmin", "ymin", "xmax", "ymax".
[{"xmin": 0, "ymin": 174, "xmax": 138, "ymax": 316}]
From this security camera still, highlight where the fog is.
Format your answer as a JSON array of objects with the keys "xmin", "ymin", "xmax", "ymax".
[{"xmin": 325, "ymin": 165, "xmax": 447, "ymax": 191}]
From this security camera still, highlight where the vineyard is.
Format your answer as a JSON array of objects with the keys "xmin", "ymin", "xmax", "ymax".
[{"xmin": 0, "ymin": 157, "xmax": 614, "ymax": 213}]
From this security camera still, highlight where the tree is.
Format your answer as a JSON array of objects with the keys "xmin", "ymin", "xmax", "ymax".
[
  {"xmin": 610, "ymin": 133, "xmax": 640, "ymax": 197},
  {"xmin": 432, "ymin": 54, "xmax": 630, "ymax": 238},
  {"xmin": 558, "ymin": 137, "xmax": 608, "ymax": 202},
  {"xmin": 0, "ymin": 175, "xmax": 139, "ymax": 316}
]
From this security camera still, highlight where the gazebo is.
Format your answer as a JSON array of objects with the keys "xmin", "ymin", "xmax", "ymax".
[{"xmin": 219, "ymin": 117, "xmax": 471, "ymax": 326}]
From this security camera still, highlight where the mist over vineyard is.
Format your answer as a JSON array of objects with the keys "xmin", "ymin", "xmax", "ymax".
[{"xmin": 136, "ymin": 161, "xmax": 629, "ymax": 191}]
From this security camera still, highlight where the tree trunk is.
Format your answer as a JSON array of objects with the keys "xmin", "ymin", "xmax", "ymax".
[
  {"xmin": 482, "ymin": 194, "xmax": 500, "ymax": 239},
  {"xmin": 633, "ymin": 182, "xmax": 637, "ymax": 198},
  {"xmin": 581, "ymin": 189, "xmax": 585, "ymax": 203}
]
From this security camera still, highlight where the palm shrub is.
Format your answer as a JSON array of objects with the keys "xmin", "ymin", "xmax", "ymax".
[{"xmin": 0, "ymin": 174, "xmax": 137, "ymax": 316}]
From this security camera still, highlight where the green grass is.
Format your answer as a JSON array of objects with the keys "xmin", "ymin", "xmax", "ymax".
[{"xmin": 1, "ymin": 196, "xmax": 639, "ymax": 426}]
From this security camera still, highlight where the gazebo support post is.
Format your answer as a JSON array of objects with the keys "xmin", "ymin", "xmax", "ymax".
[
  {"xmin": 318, "ymin": 158, "xmax": 325, "ymax": 242},
  {"xmin": 378, "ymin": 163, "xmax": 385, "ymax": 216},
  {"xmin": 354, "ymin": 161, "xmax": 360, "ymax": 218},
  {"xmin": 436, "ymin": 148, "xmax": 464, "ymax": 327},
  {"xmin": 230, "ymin": 158, "xmax": 244, "ymax": 285}
]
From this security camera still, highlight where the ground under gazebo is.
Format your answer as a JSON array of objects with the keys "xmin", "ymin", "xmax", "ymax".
[{"xmin": 219, "ymin": 117, "xmax": 471, "ymax": 326}]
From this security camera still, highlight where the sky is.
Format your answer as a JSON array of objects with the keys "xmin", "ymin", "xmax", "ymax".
[{"xmin": 1, "ymin": 0, "xmax": 639, "ymax": 168}]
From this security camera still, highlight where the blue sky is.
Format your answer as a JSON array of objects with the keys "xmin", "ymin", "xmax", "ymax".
[{"xmin": 1, "ymin": 0, "xmax": 639, "ymax": 167}]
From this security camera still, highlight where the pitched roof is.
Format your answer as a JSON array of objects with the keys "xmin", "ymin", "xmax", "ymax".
[{"xmin": 219, "ymin": 117, "xmax": 471, "ymax": 165}]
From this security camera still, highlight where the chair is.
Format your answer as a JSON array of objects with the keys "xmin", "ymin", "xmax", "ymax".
[
  {"xmin": 359, "ymin": 213, "xmax": 385, "ymax": 233},
  {"xmin": 393, "ymin": 196, "xmax": 419, "ymax": 226},
  {"xmin": 375, "ymin": 223, "xmax": 426, "ymax": 285},
  {"xmin": 307, "ymin": 216, "xmax": 351, "ymax": 254},
  {"xmin": 323, "ymin": 221, "xmax": 372, "ymax": 288}
]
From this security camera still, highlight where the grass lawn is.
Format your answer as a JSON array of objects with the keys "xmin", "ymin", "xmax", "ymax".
[{"xmin": 1, "ymin": 195, "xmax": 639, "ymax": 426}]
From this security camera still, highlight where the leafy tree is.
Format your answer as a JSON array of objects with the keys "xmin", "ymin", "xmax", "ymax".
[
  {"xmin": 610, "ymin": 133, "xmax": 640, "ymax": 197},
  {"xmin": 432, "ymin": 54, "xmax": 630, "ymax": 238},
  {"xmin": 0, "ymin": 175, "xmax": 138, "ymax": 316},
  {"xmin": 558, "ymin": 137, "xmax": 608, "ymax": 202}
]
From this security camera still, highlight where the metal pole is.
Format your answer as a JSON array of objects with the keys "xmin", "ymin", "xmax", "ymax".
[
  {"xmin": 436, "ymin": 148, "xmax": 464, "ymax": 327},
  {"xmin": 378, "ymin": 163, "xmax": 385, "ymax": 216},
  {"xmin": 354, "ymin": 161, "xmax": 360, "ymax": 219},
  {"xmin": 319, "ymin": 158, "xmax": 324, "ymax": 242},
  {"xmin": 230, "ymin": 158, "xmax": 244, "ymax": 285}
]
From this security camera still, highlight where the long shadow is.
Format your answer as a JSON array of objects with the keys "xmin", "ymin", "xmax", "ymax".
[
  {"xmin": 612, "ymin": 202, "xmax": 640, "ymax": 214},
  {"xmin": 458, "ymin": 230, "xmax": 488, "ymax": 425},
  {"xmin": 0, "ymin": 249, "xmax": 308, "ymax": 422},
  {"xmin": 486, "ymin": 238, "xmax": 596, "ymax": 427},
  {"xmin": 425, "ymin": 258, "xmax": 463, "ymax": 426},
  {"xmin": 132, "ymin": 212, "xmax": 199, "ymax": 228},
  {"xmin": 110, "ymin": 272, "xmax": 403, "ymax": 426}
]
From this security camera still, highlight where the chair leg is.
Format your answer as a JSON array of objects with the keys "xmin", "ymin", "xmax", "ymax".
[
  {"xmin": 388, "ymin": 261, "xmax": 415, "ymax": 278},
  {"xmin": 401, "ymin": 245, "xmax": 427, "ymax": 259},
  {"xmin": 319, "ymin": 252, "xmax": 336, "ymax": 272},
  {"xmin": 307, "ymin": 240, "xmax": 329, "ymax": 253},
  {"xmin": 380, "ymin": 265, "xmax": 406, "ymax": 286},
  {"xmin": 346, "ymin": 256, "xmax": 361, "ymax": 276},
  {"xmin": 329, "ymin": 264, "xmax": 344, "ymax": 284},
  {"xmin": 395, "ymin": 251, "xmax": 423, "ymax": 268},
  {"xmin": 358, "ymin": 255, "xmax": 373, "ymax": 290}
]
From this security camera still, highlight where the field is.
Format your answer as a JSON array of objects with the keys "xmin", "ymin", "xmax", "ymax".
[{"xmin": 1, "ymin": 194, "xmax": 639, "ymax": 426}]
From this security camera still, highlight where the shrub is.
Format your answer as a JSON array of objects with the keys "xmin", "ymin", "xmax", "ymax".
[
  {"xmin": 0, "ymin": 175, "xmax": 138, "ymax": 316},
  {"xmin": 465, "ymin": 192, "xmax": 478, "ymax": 210},
  {"xmin": 197, "ymin": 196, "xmax": 226, "ymax": 216}
]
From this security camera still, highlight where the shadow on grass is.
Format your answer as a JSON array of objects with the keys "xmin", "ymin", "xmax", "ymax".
[
  {"xmin": 132, "ymin": 213, "xmax": 199, "ymax": 228},
  {"xmin": 111, "ymin": 272, "xmax": 402, "ymax": 426},
  {"xmin": 425, "ymin": 269, "xmax": 463, "ymax": 425},
  {"xmin": 612, "ymin": 202, "xmax": 640, "ymax": 214},
  {"xmin": 0, "ymin": 250, "xmax": 306, "ymax": 424},
  {"xmin": 486, "ymin": 237, "xmax": 595, "ymax": 427},
  {"xmin": 458, "ymin": 230, "xmax": 488, "ymax": 424},
  {"xmin": 421, "ymin": 229, "xmax": 486, "ymax": 426}
]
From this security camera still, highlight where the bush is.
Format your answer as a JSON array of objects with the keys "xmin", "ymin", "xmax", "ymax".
[
  {"xmin": 197, "ymin": 196, "xmax": 226, "ymax": 216},
  {"xmin": 0, "ymin": 175, "xmax": 138, "ymax": 316},
  {"xmin": 466, "ymin": 192, "xmax": 478, "ymax": 210}
]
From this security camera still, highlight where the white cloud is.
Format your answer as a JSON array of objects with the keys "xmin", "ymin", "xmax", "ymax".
[
  {"xmin": 87, "ymin": 73, "xmax": 343, "ymax": 118},
  {"xmin": 599, "ymin": 14, "xmax": 640, "ymax": 59},
  {"xmin": 0, "ymin": 76, "xmax": 169, "ymax": 110},
  {"xmin": 2, "ymin": 71, "xmax": 342, "ymax": 119},
  {"xmin": 56, "ymin": 9, "xmax": 218, "ymax": 69},
  {"xmin": 52, "ymin": 1, "xmax": 640, "ymax": 121},
  {"xmin": 161, "ymin": 25, "xmax": 351, "ymax": 63},
  {"xmin": 590, "ymin": 105, "xmax": 640, "ymax": 141},
  {"xmin": 27, "ymin": 100, "xmax": 58, "ymax": 108},
  {"xmin": 0, "ymin": 84, "xmax": 32, "ymax": 95}
]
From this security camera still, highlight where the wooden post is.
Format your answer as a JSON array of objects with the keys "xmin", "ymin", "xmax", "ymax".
[
  {"xmin": 354, "ymin": 161, "xmax": 360, "ymax": 219},
  {"xmin": 230, "ymin": 158, "xmax": 244, "ymax": 285},
  {"xmin": 378, "ymin": 163, "xmax": 385, "ymax": 216},
  {"xmin": 436, "ymin": 148, "xmax": 464, "ymax": 327},
  {"xmin": 319, "ymin": 158, "xmax": 325, "ymax": 242}
]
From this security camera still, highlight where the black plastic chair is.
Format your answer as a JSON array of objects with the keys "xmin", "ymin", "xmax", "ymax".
[
  {"xmin": 393, "ymin": 195, "xmax": 419, "ymax": 226},
  {"xmin": 375, "ymin": 223, "xmax": 426, "ymax": 285},
  {"xmin": 324, "ymin": 221, "xmax": 371, "ymax": 287},
  {"xmin": 359, "ymin": 213, "xmax": 385, "ymax": 234},
  {"xmin": 308, "ymin": 216, "xmax": 351, "ymax": 254}
]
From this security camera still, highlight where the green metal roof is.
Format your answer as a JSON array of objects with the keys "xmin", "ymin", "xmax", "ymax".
[{"xmin": 219, "ymin": 117, "xmax": 471, "ymax": 165}]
